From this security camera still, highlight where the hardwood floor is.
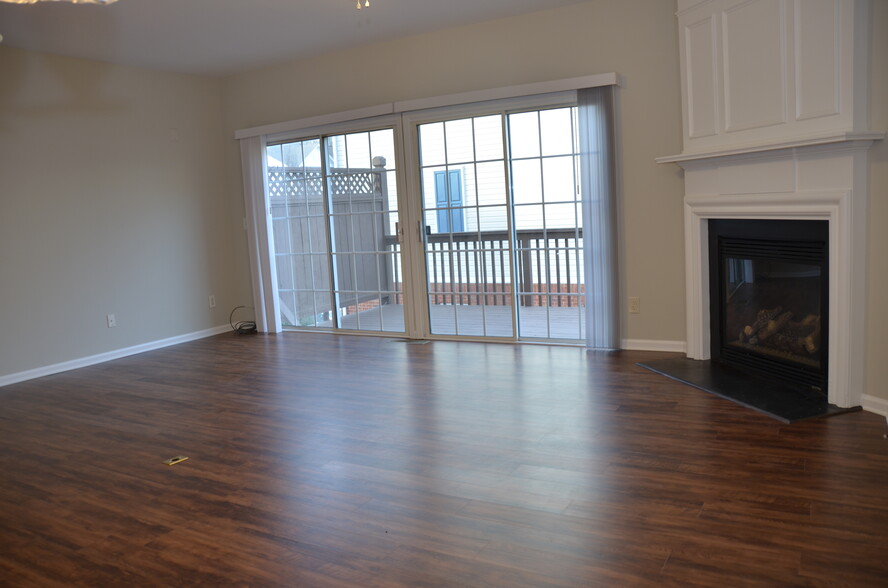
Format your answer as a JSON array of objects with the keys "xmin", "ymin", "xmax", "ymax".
[{"xmin": 1, "ymin": 333, "xmax": 887, "ymax": 587}]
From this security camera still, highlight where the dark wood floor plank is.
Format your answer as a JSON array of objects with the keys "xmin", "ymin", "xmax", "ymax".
[{"xmin": 1, "ymin": 332, "xmax": 887, "ymax": 586}]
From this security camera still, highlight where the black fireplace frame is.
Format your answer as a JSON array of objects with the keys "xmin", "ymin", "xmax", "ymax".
[{"xmin": 708, "ymin": 219, "xmax": 829, "ymax": 395}]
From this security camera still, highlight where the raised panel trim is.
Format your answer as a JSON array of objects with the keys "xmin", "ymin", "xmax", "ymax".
[
  {"xmin": 794, "ymin": 0, "xmax": 841, "ymax": 121},
  {"xmin": 685, "ymin": 15, "xmax": 720, "ymax": 138},
  {"xmin": 722, "ymin": 0, "xmax": 788, "ymax": 133}
]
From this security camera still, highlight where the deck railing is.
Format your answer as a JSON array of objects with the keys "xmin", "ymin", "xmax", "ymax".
[
  {"xmin": 268, "ymin": 166, "xmax": 584, "ymax": 320},
  {"xmin": 385, "ymin": 228, "xmax": 584, "ymax": 307}
]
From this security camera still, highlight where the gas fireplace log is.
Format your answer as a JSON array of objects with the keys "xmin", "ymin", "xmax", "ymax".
[
  {"xmin": 746, "ymin": 313, "xmax": 821, "ymax": 354},
  {"xmin": 741, "ymin": 306, "xmax": 783, "ymax": 343},
  {"xmin": 804, "ymin": 321, "xmax": 822, "ymax": 354},
  {"xmin": 769, "ymin": 332, "xmax": 808, "ymax": 355},
  {"xmin": 755, "ymin": 311, "xmax": 794, "ymax": 343},
  {"xmin": 780, "ymin": 315, "xmax": 821, "ymax": 338},
  {"xmin": 780, "ymin": 323, "xmax": 806, "ymax": 338},
  {"xmin": 800, "ymin": 314, "xmax": 819, "ymax": 327},
  {"xmin": 796, "ymin": 315, "xmax": 822, "ymax": 354}
]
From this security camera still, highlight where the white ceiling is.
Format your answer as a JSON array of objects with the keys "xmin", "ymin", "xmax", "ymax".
[{"xmin": 0, "ymin": 0, "xmax": 589, "ymax": 77}]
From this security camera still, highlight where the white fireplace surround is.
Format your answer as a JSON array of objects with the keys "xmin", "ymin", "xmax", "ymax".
[
  {"xmin": 661, "ymin": 136, "xmax": 880, "ymax": 407},
  {"xmin": 662, "ymin": 0, "xmax": 885, "ymax": 409}
]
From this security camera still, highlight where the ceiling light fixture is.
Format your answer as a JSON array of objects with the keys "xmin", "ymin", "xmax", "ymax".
[
  {"xmin": 355, "ymin": 0, "xmax": 369, "ymax": 9},
  {"xmin": 0, "ymin": 0, "xmax": 118, "ymax": 4}
]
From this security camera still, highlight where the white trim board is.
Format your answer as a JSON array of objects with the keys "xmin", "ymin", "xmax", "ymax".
[
  {"xmin": 234, "ymin": 73, "xmax": 620, "ymax": 140},
  {"xmin": 862, "ymin": 395, "xmax": 888, "ymax": 418},
  {"xmin": 234, "ymin": 104, "xmax": 394, "ymax": 141},
  {"xmin": 621, "ymin": 339, "xmax": 688, "ymax": 353},
  {"xmin": 393, "ymin": 73, "xmax": 620, "ymax": 113},
  {"xmin": 0, "ymin": 325, "xmax": 230, "ymax": 389}
]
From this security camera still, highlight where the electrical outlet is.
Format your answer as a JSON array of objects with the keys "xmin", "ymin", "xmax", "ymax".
[
  {"xmin": 209, "ymin": 295, "xmax": 216, "ymax": 309},
  {"xmin": 629, "ymin": 297, "xmax": 640, "ymax": 314},
  {"xmin": 106, "ymin": 313, "xmax": 117, "ymax": 328}
]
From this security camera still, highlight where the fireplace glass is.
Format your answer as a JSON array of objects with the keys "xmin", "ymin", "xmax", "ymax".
[
  {"xmin": 723, "ymin": 257, "xmax": 821, "ymax": 370},
  {"xmin": 710, "ymin": 219, "xmax": 828, "ymax": 394}
]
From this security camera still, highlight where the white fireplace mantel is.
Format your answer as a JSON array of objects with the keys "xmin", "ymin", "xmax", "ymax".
[{"xmin": 666, "ymin": 137, "xmax": 880, "ymax": 407}]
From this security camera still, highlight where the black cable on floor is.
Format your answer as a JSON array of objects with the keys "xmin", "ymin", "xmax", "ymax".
[{"xmin": 229, "ymin": 306, "xmax": 257, "ymax": 335}]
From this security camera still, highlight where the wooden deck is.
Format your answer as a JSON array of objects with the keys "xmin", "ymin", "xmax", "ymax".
[
  {"xmin": 1, "ymin": 333, "xmax": 887, "ymax": 586},
  {"xmin": 322, "ymin": 303, "xmax": 586, "ymax": 339}
]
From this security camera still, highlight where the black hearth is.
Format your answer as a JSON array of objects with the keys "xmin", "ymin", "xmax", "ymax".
[{"xmin": 708, "ymin": 219, "xmax": 828, "ymax": 396}]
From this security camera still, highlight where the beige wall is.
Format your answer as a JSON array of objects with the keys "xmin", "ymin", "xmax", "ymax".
[
  {"xmin": 865, "ymin": 0, "xmax": 888, "ymax": 405},
  {"xmin": 221, "ymin": 0, "xmax": 688, "ymax": 345},
  {"xmin": 0, "ymin": 47, "xmax": 235, "ymax": 379}
]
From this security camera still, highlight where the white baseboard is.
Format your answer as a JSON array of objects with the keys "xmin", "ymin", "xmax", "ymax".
[
  {"xmin": 621, "ymin": 339, "xmax": 687, "ymax": 353},
  {"xmin": 862, "ymin": 394, "xmax": 888, "ymax": 418},
  {"xmin": 0, "ymin": 325, "xmax": 230, "ymax": 389}
]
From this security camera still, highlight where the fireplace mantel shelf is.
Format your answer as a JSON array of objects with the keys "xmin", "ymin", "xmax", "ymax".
[{"xmin": 656, "ymin": 131, "xmax": 884, "ymax": 165}]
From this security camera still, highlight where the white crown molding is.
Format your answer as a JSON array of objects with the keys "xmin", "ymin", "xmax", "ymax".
[{"xmin": 0, "ymin": 325, "xmax": 230, "ymax": 389}]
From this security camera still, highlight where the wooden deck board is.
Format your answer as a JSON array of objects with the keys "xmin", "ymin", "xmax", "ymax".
[{"xmin": 321, "ymin": 303, "xmax": 586, "ymax": 340}]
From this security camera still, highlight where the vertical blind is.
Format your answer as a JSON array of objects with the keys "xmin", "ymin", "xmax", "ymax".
[{"xmin": 578, "ymin": 86, "xmax": 620, "ymax": 349}]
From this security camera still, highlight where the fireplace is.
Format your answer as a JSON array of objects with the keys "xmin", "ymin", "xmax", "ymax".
[
  {"xmin": 709, "ymin": 220, "xmax": 828, "ymax": 396},
  {"xmin": 638, "ymin": 213, "xmax": 843, "ymax": 421},
  {"xmin": 652, "ymin": 0, "xmax": 881, "ymax": 413}
]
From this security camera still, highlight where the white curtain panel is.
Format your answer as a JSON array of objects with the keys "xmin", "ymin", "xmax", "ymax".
[{"xmin": 578, "ymin": 86, "xmax": 620, "ymax": 349}]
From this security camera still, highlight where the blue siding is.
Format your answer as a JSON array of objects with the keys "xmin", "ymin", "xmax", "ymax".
[{"xmin": 434, "ymin": 170, "xmax": 464, "ymax": 232}]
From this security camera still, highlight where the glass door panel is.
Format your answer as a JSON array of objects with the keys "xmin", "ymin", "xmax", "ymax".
[
  {"xmin": 267, "ymin": 128, "xmax": 405, "ymax": 333},
  {"xmin": 508, "ymin": 107, "xmax": 585, "ymax": 341},
  {"xmin": 325, "ymin": 129, "xmax": 404, "ymax": 332},
  {"xmin": 418, "ymin": 115, "xmax": 514, "ymax": 337},
  {"xmin": 267, "ymin": 138, "xmax": 333, "ymax": 328}
]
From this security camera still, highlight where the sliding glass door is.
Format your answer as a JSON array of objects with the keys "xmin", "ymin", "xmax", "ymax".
[
  {"xmin": 261, "ymin": 97, "xmax": 603, "ymax": 344},
  {"xmin": 415, "ymin": 106, "xmax": 585, "ymax": 341},
  {"xmin": 266, "ymin": 128, "xmax": 405, "ymax": 333}
]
